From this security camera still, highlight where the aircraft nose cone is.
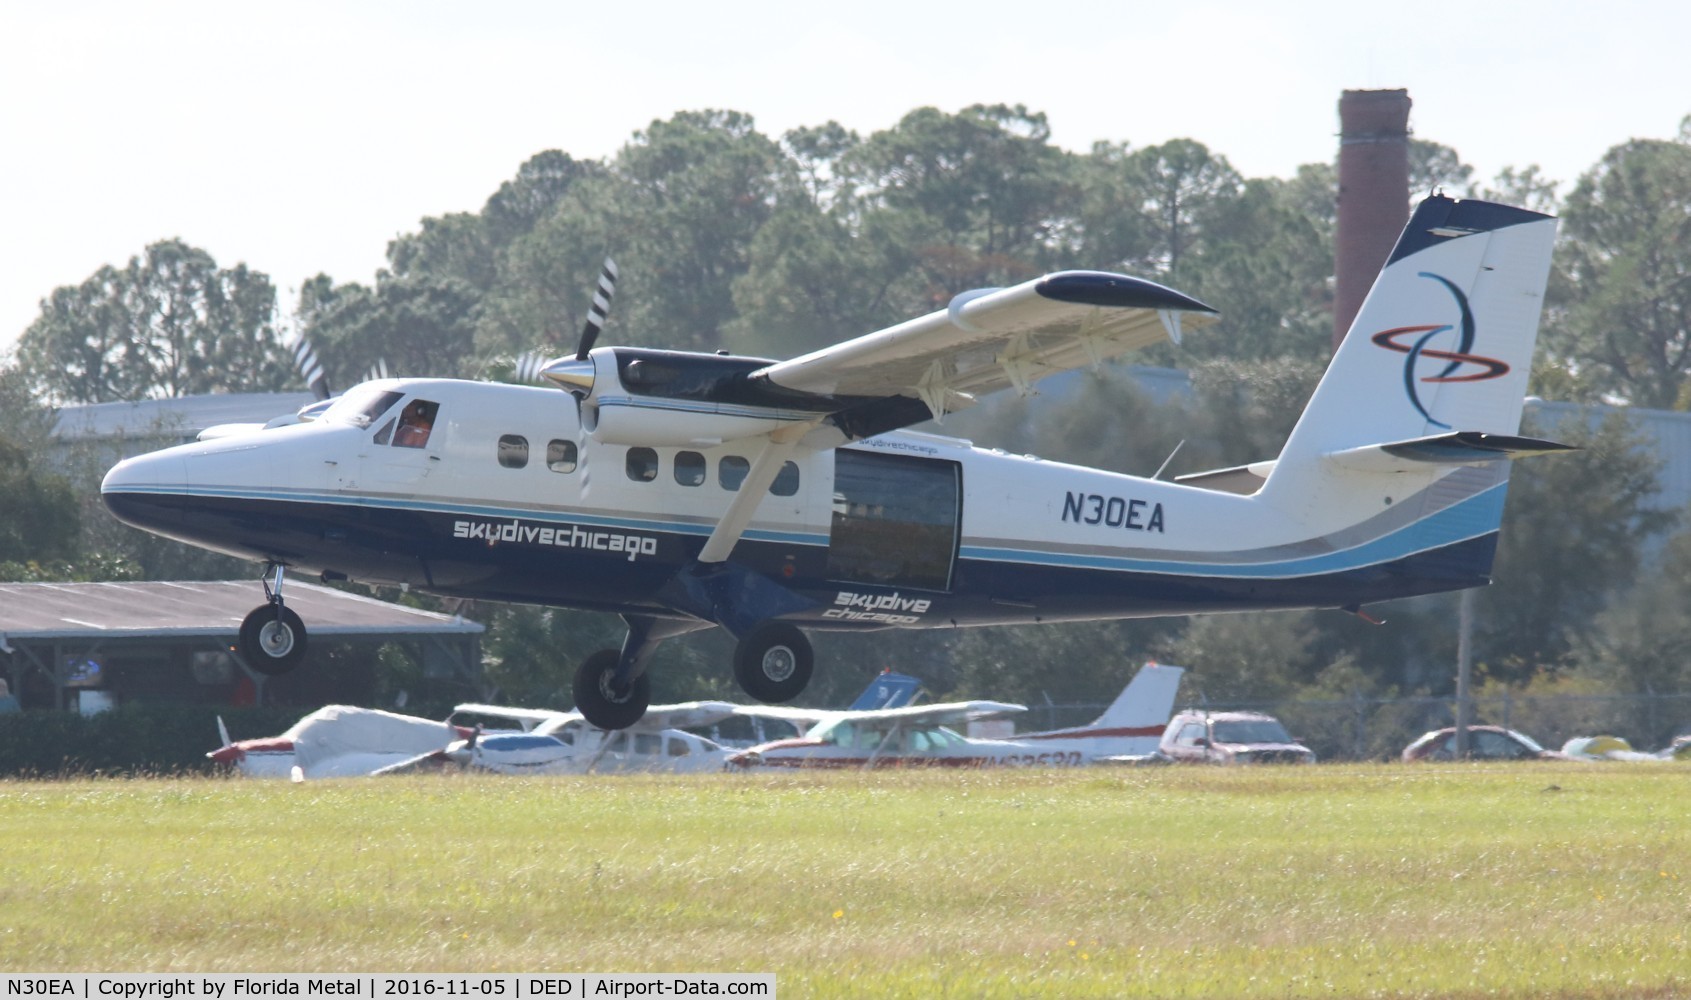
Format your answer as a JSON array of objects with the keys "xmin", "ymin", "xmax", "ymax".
[{"xmin": 101, "ymin": 450, "xmax": 191, "ymax": 533}]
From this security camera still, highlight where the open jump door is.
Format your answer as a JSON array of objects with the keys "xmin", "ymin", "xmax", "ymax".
[{"xmin": 826, "ymin": 449, "xmax": 961, "ymax": 593}]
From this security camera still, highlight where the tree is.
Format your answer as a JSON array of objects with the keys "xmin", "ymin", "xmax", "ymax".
[
  {"xmin": 1472, "ymin": 409, "xmax": 1677, "ymax": 680},
  {"xmin": 294, "ymin": 272, "xmax": 482, "ymax": 381},
  {"xmin": 488, "ymin": 110, "xmax": 797, "ymax": 357},
  {"xmin": 835, "ymin": 104, "xmax": 1074, "ymax": 298},
  {"xmin": 1170, "ymin": 172, "xmax": 1334, "ymax": 363},
  {"xmin": 1153, "ymin": 610, "xmax": 1327, "ymax": 704},
  {"xmin": 1547, "ymin": 125, "xmax": 1691, "ymax": 408},
  {"xmin": 1573, "ymin": 523, "xmax": 1691, "ymax": 697},
  {"xmin": 0, "ymin": 436, "xmax": 79, "ymax": 566},
  {"xmin": 1408, "ymin": 138, "xmax": 1475, "ymax": 198},
  {"xmin": 1123, "ymin": 139, "xmax": 1245, "ymax": 282},
  {"xmin": 16, "ymin": 241, "xmax": 289, "ymax": 403}
]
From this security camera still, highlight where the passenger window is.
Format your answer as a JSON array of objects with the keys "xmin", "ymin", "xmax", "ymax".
[
  {"xmin": 498, "ymin": 434, "xmax": 529, "ymax": 469},
  {"xmin": 393, "ymin": 399, "xmax": 439, "ymax": 448},
  {"xmin": 627, "ymin": 447, "xmax": 658, "ymax": 482},
  {"xmin": 771, "ymin": 460, "xmax": 800, "ymax": 496},
  {"xmin": 547, "ymin": 439, "xmax": 578, "ymax": 473},
  {"xmin": 719, "ymin": 455, "xmax": 750, "ymax": 491},
  {"xmin": 675, "ymin": 451, "xmax": 706, "ymax": 486}
]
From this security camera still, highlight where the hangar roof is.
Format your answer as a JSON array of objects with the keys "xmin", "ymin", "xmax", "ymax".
[{"xmin": 0, "ymin": 580, "xmax": 483, "ymax": 643}]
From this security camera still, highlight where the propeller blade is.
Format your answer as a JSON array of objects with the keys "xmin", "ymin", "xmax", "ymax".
[
  {"xmin": 574, "ymin": 258, "xmax": 619, "ymax": 360},
  {"xmin": 364, "ymin": 359, "xmax": 390, "ymax": 383},
  {"xmin": 515, "ymin": 351, "xmax": 550, "ymax": 385},
  {"xmin": 290, "ymin": 335, "xmax": 331, "ymax": 401}
]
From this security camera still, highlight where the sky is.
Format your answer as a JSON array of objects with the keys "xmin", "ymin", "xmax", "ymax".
[{"xmin": 4, "ymin": 0, "xmax": 1688, "ymax": 357}]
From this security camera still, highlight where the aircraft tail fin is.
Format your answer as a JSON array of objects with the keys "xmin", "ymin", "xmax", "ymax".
[
  {"xmin": 1253, "ymin": 196, "xmax": 1560, "ymax": 586},
  {"xmin": 1089, "ymin": 662, "xmax": 1184, "ymax": 730},
  {"xmin": 849, "ymin": 671, "xmax": 923, "ymax": 710}
]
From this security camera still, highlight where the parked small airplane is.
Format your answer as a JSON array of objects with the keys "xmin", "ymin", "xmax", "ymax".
[
  {"xmin": 377, "ymin": 700, "xmax": 746, "ymax": 775},
  {"xmin": 107, "ymin": 196, "xmax": 1565, "ymax": 730},
  {"xmin": 728, "ymin": 662, "xmax": 1183, "ymax": 769},
  {"xmin": 401, "ymin": 671, "xmax": 933, "ymax": 773},
  {"xmin": 210, "ymin": 671, "xmax": 923, "ymax": 778},
  {"xmin": 209, "ymin": 700, "xmax": 745, "ymax": 778},
  {"xmin": 207, "ymin": 705, "xmax": 472, "ymax": 779}
]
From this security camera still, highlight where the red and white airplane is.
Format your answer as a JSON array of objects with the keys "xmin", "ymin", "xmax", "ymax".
[
  {"xmin": 207, "ymin": 705, "xmax": 471, "ymax": 780},
  {"xmin": 727, "ymin": 662, "xmax": 1183, "ymax": 769},
  {"xmin": 106, "ymin": 196, "xmax": 1565, "ymax": 730}
]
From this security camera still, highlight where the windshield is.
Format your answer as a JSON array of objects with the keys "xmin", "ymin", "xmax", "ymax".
[
  {"xmin": 1212, "ymin": 719, "xmax": 1293, "ymax": 744},
  {"xmin": 321, "ymin": 387, "xmax": 404, "ymax": 429},
  {"xmin": 1508, "ymin": 729, "xmax": 1545, "ymax": 753}
]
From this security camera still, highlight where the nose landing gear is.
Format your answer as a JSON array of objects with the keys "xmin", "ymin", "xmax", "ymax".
[{"xmin": 237, "ymin": 563, "xmax": 309, "ymax": 676}]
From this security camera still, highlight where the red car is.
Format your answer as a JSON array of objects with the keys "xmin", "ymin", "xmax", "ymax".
[
  {"xmin": 1401, "ymin": 725, "xmax": 1565, "ymax": 762},
  {"xmin": 1154, "ymin": 710, "xmax": 1316, "ymax": 764}
]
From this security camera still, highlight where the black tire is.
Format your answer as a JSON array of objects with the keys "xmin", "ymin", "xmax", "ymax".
[
  {"xmin": 573, "ymin": 649, "xmax": 650, "ymax": 731},
  {"xmin": 238, "ymin": 604, "xmax": 308, "ymax": 676},
  {"xmin": 733, "ymin": 622, "xmax": 813, "ymax": 703}
]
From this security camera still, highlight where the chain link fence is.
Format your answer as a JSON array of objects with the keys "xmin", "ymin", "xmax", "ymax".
[{"xmin": 1019, "ymin": 692, "xmax": 1691, "ymax": 761}]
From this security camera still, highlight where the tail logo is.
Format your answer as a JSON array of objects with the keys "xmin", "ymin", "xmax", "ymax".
[{"xmin": 1369, "ymin": 272, "xmax": 1509, "ymax": 429}]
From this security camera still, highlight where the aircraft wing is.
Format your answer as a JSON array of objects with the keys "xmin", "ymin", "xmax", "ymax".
[
  {"xmin": 840, "ymin": 699, "xmax": 1027, "ymax": 729},
  {"xmin": 755, "ymin": 271, "xmax": 1217, "ymax": 432},
  {"xmin": 455, "ymin": 700, "xmax": 741, "ymax": 733},
  {"xmin": 729, "ymin": 704, "xmax": 848, "ymax": 727},
  {"xmin": 637, "ymin": 700, "xmax": 742, "ymax": 731},
  {"xmin": 369, "ymin": 748, "xmax": 460, "ymax": 776},
  {"xmin": 453, "ymin": 703, "xmax": 575, "ymax": 732}
]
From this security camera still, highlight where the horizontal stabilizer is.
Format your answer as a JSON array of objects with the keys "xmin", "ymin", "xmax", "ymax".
[
  {"xmin": 1174, "ymin": 461, "xmax": 1275, "ymax": 496},
  {"xmin": 1325, "ymin": 431, "xmax": 1576, "ymax": 473}
]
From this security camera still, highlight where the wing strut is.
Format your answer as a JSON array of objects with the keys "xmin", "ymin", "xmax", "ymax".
[{"xmin": 696, "ymin": 423, "xmax": 812, "ymax": 565}]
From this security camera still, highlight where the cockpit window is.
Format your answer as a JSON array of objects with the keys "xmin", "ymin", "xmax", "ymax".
[
  {"xmin": 322, "ymin": 388, "xmax": 404, "ymax": 429},
  {"xmin": 393, "ymin": 399, "xmax": 439, "ymax": 448}
]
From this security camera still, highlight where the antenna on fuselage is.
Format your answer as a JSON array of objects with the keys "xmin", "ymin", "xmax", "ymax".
[{"xmin": 1151, "ymin": 440, "xmax": 1186, "ymax": 481}]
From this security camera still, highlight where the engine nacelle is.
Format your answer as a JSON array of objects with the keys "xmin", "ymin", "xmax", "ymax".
[
  {"xmin": 583, "ymin": 399, "xmax": 805, "ymax": 447},
  {"xmin": 551, "ymin": 347, "xmax": 825, "ymax": 447}
]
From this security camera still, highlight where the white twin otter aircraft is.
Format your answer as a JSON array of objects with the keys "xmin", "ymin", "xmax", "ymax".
[{"xmin": 103, "ymin": 195, "xmax": 1567, "ymax": 730}]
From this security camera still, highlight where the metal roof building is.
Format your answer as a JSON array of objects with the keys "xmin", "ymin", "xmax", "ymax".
[{"xmin": 0, "ymin": 580, "xmax": 483, "ymax": 712}]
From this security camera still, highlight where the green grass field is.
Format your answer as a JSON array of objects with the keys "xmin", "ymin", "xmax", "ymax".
[{"xmin": 1, "ymin": 765, "xmax": 1687, "ymax": 999}]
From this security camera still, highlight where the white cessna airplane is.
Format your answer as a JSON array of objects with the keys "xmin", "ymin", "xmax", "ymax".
[
  {"xmin": 105, "ymin": 196, "xmax": 1566, "ymax": 730},
  {"xmin": 727, "ymin": 662, "xmax": 1184, "ymax": 769}
]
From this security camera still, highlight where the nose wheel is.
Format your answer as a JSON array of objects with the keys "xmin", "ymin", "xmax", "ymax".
[{"xmin": 237, "ymin": 564, "xmax": 309, "ymax": 676}]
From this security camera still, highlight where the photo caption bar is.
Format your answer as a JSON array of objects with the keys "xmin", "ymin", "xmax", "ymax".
[{"xmin": 4, "ymin": 975, "xmax": 774, "ymax": 1000}]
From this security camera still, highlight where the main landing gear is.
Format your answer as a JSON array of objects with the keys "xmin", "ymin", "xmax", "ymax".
[
  {"xmin": 571, "ymin": 617, "xmax": 815, "ymax": 731},
  {"xmin": 237, "ymin": 563, "xmax": 308, "ymax": 676}
]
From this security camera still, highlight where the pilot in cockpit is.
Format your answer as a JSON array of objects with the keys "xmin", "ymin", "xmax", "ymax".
[{"xmin": 393, "ymin": 400, "xmax": 436, "ymax": 448}]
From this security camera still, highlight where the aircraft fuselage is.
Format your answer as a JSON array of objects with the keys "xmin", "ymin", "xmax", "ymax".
[{"xmin": 101, "ymin": 377, "xmax": 1493, "ymax": 635}]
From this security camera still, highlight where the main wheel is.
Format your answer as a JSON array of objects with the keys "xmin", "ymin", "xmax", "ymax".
[
  {"xmin": 733, "ymin": 622, "xmax": 813, "ymax": 703},
  {"xmin": 238, "ymin": 604, "xmax": 308, "ymax": 676},
  {"xmin": 573, "ymin": 649, "xmax": 650, "ymax": 731}
]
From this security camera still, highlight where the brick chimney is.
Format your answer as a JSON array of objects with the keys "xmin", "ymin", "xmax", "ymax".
[{"xmin": 1334, "ymin": 89, "xmax": 1411, "ymax": 350}]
